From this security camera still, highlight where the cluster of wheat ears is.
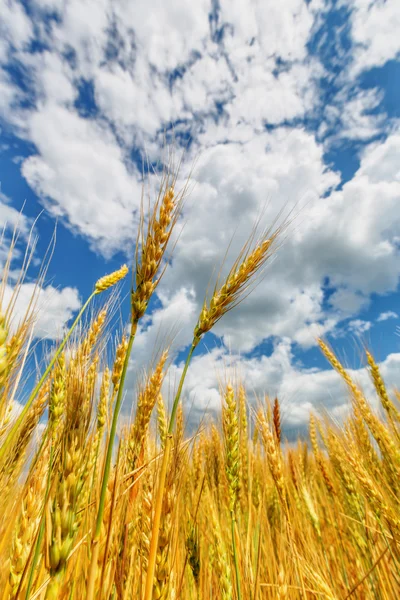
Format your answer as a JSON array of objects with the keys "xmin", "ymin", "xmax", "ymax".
[{"xmin": 0, "ymin": 165, "xmax": 399, "ymax": 600}]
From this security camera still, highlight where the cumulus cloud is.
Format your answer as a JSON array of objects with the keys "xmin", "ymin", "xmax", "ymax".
[
  {"xmin": 155, "ymin": 126, "xmax": 400, "ymax": 354},
  {"xmin": 0, "ymin": 0, "xmax": 324, "ymax": 253},
  {"xmin": 0, "ymin": 0, "xmax": 32, "ymax": 61},
  {"xmin": 349, "ymin": 0, "xmax": 400, "ymax": 75},
  {"xmin": 105, "ymin": 122, "xmax": 400, "ymax": 414},
  {"xmin": 347, "ymin": 319, "xmax": 372, "ymax": 336},
  {"xmin": 21, "ymin": 106, "xmax": 142, "ymax": 257},
  {"xmin": 0, "ymin": 0, "xmax": 397, "ymax": 260},
  {"xmin": 164, "ymin": 337, "xmax": 400, "ymax": 433},
  {"xmin": 131, "ymin": 288, "xmax": 198, "ymax": 371},
  {"xmin": 1, "ymin": 0, "xmax": 400, "ymax": 430},
  {"xmin": 377, "ymin": 311, "xmax": 398, "ymax": 322},
  {"xmin": 336, "ymin": 88, "xmax": 386, "ymax": 142},
  {"xmin": 3, "ymin": 282, "xmax": 81, "ymax": 340}
]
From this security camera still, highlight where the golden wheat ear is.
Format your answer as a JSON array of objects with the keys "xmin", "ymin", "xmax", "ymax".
[
  {"xmin": 95, "ymin": 265, "xmax": 129, "ymax": 293},
  {"xmin": 194, "ymin": 227, "xmax": 284, "ymax": 341}
]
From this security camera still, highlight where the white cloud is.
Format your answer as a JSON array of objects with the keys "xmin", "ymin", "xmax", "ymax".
[
  {"xmin": 131, "ymin": 287, "xmax": 198, "ymax": 371},
  {"xmin": 113, "ymin": 0, "xmax": 211, "ymax": 72},
  {"xmin": 377, "ymin": 311, "xmax": 398, "ymax": 322},
  {"xmin": 310, "ymin": 131, "xmax": 400, "ymax": 297},
  {"xmin": 0, "ymin": 191, "xmax": 32, "ymax": 276},
  {"xmin": 1, "ymin": 0, "xmax": 393, "ymax": 272},
  {"xmin": 0, "ymin": 191, "xmax": 29, "ymax": 234},
  {"xmin": 90, "ymin": 0, "xmax": 322, "ymax": 148},
  {"xmin": 3, "ymin": 282, "xmax": 81, "ymax": 340},
  {"xmin": 26, "ymin": 51, "xmax": 76, "ymax": 105},
  {"xmin": 358, "ymin": 132, "xmax": 400, "ymax": 183},
  {"xmin": 328, "ymin": 288, "xmax": 367, "ymax": 314},
  {"xmin": 21, "ymin": 105, "xmax": 142, "ymax": 257},
  {"xmin": 336, "ymin": 88, "xmax": 386, "ymax": 141},
  {"xmin": 348, "ymin": 318, "xmax": 372, "ymax": 335},
  {"xmin": 166, "ymin": 337, "xmax": 400, "ymax": 432},
  {"xmin": 156, "ymin": 126, "xmax": 400, "ymax": 354},
  {"xmin": 0, "ymin": 67, "xmax": 21, "ymax": 122},
  {"xmin": 0, "ymin": 0, "xmax": 325, "ymax": 207},
  {"xmin": 0, "ymin": 0, "xmax": 32, "ymax": 60},
  {"xmin": 350, "ymin": 0, "xmax": 400, "ymax": 75},
  {"xmin": 94, "ymin": 61, "xmax": 185, "ymax": 144},
  {"xmin": 219, "ymin": 0, "xmax": 317, "ymax": 62}
]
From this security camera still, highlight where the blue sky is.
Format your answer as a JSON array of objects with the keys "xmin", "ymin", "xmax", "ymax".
[{"xmin": 1, "ymin": 0, "xmax": 399, "ymax": 432}]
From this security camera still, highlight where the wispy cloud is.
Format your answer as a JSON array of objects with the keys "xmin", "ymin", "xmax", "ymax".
[{"xmin": 377, "ymin": 310, "xmax": 398, "ymax": 322}]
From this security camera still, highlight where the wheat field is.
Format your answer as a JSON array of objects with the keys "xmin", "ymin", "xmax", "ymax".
[{"xmin": 1, "ymin": 172, "xmax": 400, "ymax": 600}]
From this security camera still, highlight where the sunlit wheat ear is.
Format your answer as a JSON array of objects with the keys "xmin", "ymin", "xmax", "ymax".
[
  {"xmin": 288, "ymin": 450, "xmax": 300, "ymax": 491},
  {"xmin": 326, "ymin": 430, "xmax": 363, "ymax": 517},
  {"xmin": 1, "ymin": 379, "xmax": 51, "ymax": 493},
  {"xmin": 192, "ymin": 436, "xmax": 203, "ymax": 488},
  {"xmin": 0, "ymin": 321, "xmax": 30, "ymax": 432},
  {"xmin": 350, "ymin": 403, "xmax": 380, "ymax": 475},
  {"xmin": 212, "ymin": 505, "xmax": 235, "ymax": 600},
  {"xmin": 0, "ymin": 401, "xmax": 14, "ymax": 440},
  {"xmin": 301, "ymin": 485, "xmax": 321, "ymax": 538},
  {"xmin": 276, "ymin": 565, "xmax": 288, "ymax": 600},
  {"xmin": 49, "ymin": 354, "xmax": 66, "ymax": 438},
  {"xmin": 366, "ymin": 350, "xmax": 400, "ymax": 423},
  {"xmin": 111, "ymin": 335, "xmax": 128, "ymax": 394},
  {"xmin": 46, "ymin": 434, "xmax": 88, "ymax": 599},
  {"xmin": 318, "ymin": 453, "xmax": 337, "ymax": 497},
  {"xmin": 174, "ymin": 401, "xmax": 184, "ymax": 447},
  {"xmin": 257, "ymin": 409, "xmax": 286, "ymax": 504},
  {"xmin": 154, "ymin": 420, "xmax": 182, "ymax": 600},
  {"xmin": 301, "ymin": 440, "xmax": 309, "ymax": 479},
  {"xmin": 238, "ymin": 385, "xmax": 249, "ymax": 500},
  {"xmin": 0, "ymin": 346, "xmax": 14, "ymax": 435},
  {"xmin": 345, "ymin": 439, "xmax": 400, "ymax": 533},
  {"xmin": 153, "ymin": 486, "xmax": 174, "ymax": 600},
  {"xmin": 79, "ymin": 309, "xmax": 108, "ymax": 362},
  {"xmin": 273, "ymin": 397, "xmax": 281, "ymax": 445},
  {"xmin": 97, "ymin": 367, "xmax": 110, "ymax": 432},
  {"xmin": 94, "ymin": 264, "xmax": 129, "ymax": 293},
  {"xmin": 131, "ymin": 182, "xmax": 183, "ymax": 322},
  {"xmin": 194, "ymin": 227, "xmax": 283, "ymax": 341},
  {"xmin": 222, "ymin": 383, "xmax": 243, "ymax": 598},
  {"xmin": 0, "ymin": 314, "xmax": 9, "ymax": 385},
  {"xmin": 309, "ymin": 414, "xmax": 319, "ymax": 457},
  {"xmin": 135, "ymin": 463, "xmax": 153, "ymax": 585},
  {"xmin": 157, "ymin": 393, "xmax": 168, "ymax": 450},
  {"xmin": 309, "ymin": 419, "xmax": 336, "ymax": 496},
  {"xmin": 205, "ymin": 424, "xmax": 222, "ymax": 495},
  {"xmin": 318, "ymin": 338, "xmax": 399, "ymax": 461},
  {"xmin": 128, "ymin": 350, "xmax": 168, "ymax": 468},
  {"xmin": 8, "ymin": 453, "xmax": 49, "ymax": 599},
  {"xmin": 86, "ymin": 366, "xmax": 110, "ymax": 489},
  {"xmin": 318, "ymin": 338, "xmax": 356, "ymax": 390},
  {"xmin": 223, "ymin": 384, "xmax": 241, "ymax": 514}
]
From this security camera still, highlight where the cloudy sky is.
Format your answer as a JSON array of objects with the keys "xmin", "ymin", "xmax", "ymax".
[{"xmin": 1, "ymin": 0, "xmax": 400, "ymax": 435}]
